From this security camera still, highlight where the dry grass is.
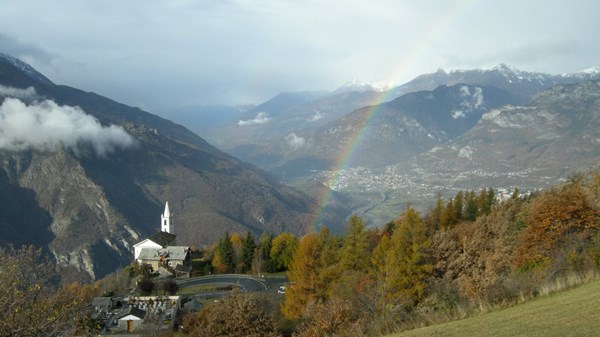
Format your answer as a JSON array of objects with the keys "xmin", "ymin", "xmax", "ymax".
[{"xmin": 389, "ymin": 274, "xmax": 600, "ymax": 337}]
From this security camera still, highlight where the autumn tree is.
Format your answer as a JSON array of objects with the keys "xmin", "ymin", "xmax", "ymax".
[
  {"xmin": 270, "ymin": 232, "xmax": 298, "ymax": 272},
  {"xmin": 293, "ymin": 296, "xmax": 364, "ymax": 337},
  {"xmin": 440, "ymin": 197, "xmax": 456, "ymax": 229},
  {"xmin": 316, "ymin": 226, "xmax": 341, "ymax": 301},
  {"xmin": 0, "ymin": 246, "xmax": 94, "ymax": 337},
  {"xmin": 370, "ymin": 232, "xmax": 393, "ymax": 315},
  {"xmin": 387, "ymin": 207, "xmax": 433, "ymax": 305},
  {"xmin": 340, "ymin": 215, "xmax": 369, "ymax": 272},
  {"xmin": 282, "ymin": 233, "xmax": 325, "ymax": 318},
  {"xmin": 513, "ymin": 183, "xmax": 599, "ymax": 270},
  {"xmin": 431, "ymin": 198, "xmax": 523, "ymax": 300},
  {"xmin": 424, "ymin": 193, "xmax": 445, "ymax": 231}
]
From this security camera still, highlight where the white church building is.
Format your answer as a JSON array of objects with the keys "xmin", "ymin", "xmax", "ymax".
[{"xmin": 133, "ymin": 202, "xmax": 191, "ymax": 272}]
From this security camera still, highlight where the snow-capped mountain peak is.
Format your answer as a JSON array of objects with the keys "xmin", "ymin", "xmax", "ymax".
[
  {"xmin": 568, "ymin": 66, "xmax": 600, "ymax": 78},
  {"xmin": 334, "ymin": 78, "xmax": 394, "ymax": 93},
  {"xmin": 0, "ymin": 53, "xmax": 53, "ymax": 85},
  {"xmin": 491, "ymin": 63, "xmax": 520, "ymax": 74}
]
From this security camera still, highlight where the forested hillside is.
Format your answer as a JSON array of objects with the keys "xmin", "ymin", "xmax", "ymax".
[
  {"xmin": 4, "ymin": 169, "xmax": 599, "ymax": 336},
  {"xmin": 186, "ymin": 169, "xmax": 600, "ymax": 336}
]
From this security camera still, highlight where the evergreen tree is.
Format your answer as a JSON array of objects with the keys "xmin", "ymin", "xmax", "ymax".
[
  {"xmin": 440, "ymin": 197, "xmax": 455, "ymax": 228},
  {"xmin": 241, "ymin": 231, "xmax": 257, "ymax": 273},
  {"xmin": 454, "ymin": 190, "xmax": 464, "ymax": 222},
  {"xmin": 477, "ymin": 188, "xmax": 495, "ymax": 215},
  {"xmin": 230, "ymin": 232, "xmax": 244, "ymax": 272},
  {"xmin": 486, "ymin": 188, "xmax": 496, "ymax": 213},
  {"xmin": 511, "ymin": 187, "xmax": 521, "ymax": 200},
  {"xmin": 218, "ymin": 231, "xmax": 235, "ymax": 273},
  {"xmin": 464, "ymin": 190, "xmax": 478, "ymax": 221},
  {"xmin": 258, "ymin": 232, "xmax": 275, "ymax": 272}
]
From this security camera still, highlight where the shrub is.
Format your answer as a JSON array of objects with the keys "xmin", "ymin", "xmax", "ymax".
[
  {"xmin": 137, "ymin": 277, "xmax": 155, "ymax": 295},
  {"xmin": 183, "ymin": 293, "xmax": 280, "ymax": 337},
  {"xmin": 162, "ymin": 279, "xmax": 179, "ymax": 295}
]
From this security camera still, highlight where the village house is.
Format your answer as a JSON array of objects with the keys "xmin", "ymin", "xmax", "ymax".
[
  {"xmin": 116, "ymin": 306, "xmax": 147, "ymax": 333},
  {"xmin": 137, "ymin": 245, "xmax": 191, "ymax": 270}
]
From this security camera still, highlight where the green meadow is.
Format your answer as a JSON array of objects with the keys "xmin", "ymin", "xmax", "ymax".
[{"xmin": 390, "ymin": 280, "xmax": 600, "ymax": 337}]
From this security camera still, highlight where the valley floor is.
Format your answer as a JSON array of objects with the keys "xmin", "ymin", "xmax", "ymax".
[{"xmin": 390, "ymin": 279, "xmax": 600, "ymax": 337}]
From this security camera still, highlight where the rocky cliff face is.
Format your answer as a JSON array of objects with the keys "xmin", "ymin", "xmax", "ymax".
[{"xmin": 398, "ymin": 80, "xmax": 600, "ymax": 190}]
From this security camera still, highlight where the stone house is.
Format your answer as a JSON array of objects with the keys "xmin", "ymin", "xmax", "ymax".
[{"xmin": 137, "ymin": 246, "xmax": 191, "ymax": 271}]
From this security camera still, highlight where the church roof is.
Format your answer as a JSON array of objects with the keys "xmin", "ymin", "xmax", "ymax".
[
  {"xmin": 148, "ymin": 231, "xmax": 176, "ymax": 247},
  {"xmin": 163, "ymin": 201, "xmax": 170, "ymax": 217}
]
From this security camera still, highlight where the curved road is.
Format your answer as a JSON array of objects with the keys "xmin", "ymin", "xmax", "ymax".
[{"xmin": 176, "ymin": 274, "xmax": 267, "ymax": 292}]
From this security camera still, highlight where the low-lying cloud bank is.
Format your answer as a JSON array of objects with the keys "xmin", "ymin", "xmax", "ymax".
[
  {"xmin": 238, "ymin": 112, "xmax": 271, "ymax": 126},
  {"xmin": 0, "ymin": 97, "xmax": 135, "ymax": 156},
  {"xmin": 0, "ymin": 84, "xmax": 38, "ymax": 100},
  {"xmin": 285, "ymin": 132, "xmax": 306, "ymax": 150}
]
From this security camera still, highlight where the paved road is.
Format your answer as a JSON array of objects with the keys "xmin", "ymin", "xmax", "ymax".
[{"xmin": 176, "ymin": 274, "xmax": 268, "ymax": 292}]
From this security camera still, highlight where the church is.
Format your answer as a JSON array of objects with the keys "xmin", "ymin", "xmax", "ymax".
[{"xmin": 133, "ymin": 202, "xmax": 191, "ymax": 274}]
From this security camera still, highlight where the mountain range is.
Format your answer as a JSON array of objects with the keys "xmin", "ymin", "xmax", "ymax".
[
  {"xmin": 0, "ymin": 54, "xmax": 345, "ymax": 281},
  {"xmin": 399, "ymin": 80, "xmax": 600, "ymax": 191},
  {"xmin": 191, "ymin": 65, "xmax": 600, "ymax": 178},
  {"xmin": 2, "ymin": 53, "xmax": 600, "ymax": 280},
  {"xmin": 169, "ymin": 64, "xmax": 600, "ymax": 226}
]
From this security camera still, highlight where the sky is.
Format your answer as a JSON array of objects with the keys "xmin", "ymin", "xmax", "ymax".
[{"xmin": 1, "ymin": 0, "xmax": 599, "ymax": 115}]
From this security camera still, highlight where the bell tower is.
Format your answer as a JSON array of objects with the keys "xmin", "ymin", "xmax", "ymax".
[{"xmin": 161, "ymin": 201, "xmax": 172, "ymax": 233}]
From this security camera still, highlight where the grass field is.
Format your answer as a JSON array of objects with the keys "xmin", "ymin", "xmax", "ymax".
[{"xmin": 390, "ymin": 280, "xmax": 600, "ymax": 337}]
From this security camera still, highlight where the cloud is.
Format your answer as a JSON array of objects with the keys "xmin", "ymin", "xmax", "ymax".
[
  {"xmin": 307, "ymin": 111, "xmax": 324, "ymax": 122},
  {"xmin": 0, "ymin": 32, "xmax": 56, "ymax": 66},
  {"xmin": 285, "ymin": 132, "xmax": 306, "ymax": 150},
  {"xmin": 238, "ymin": 112, "xmax": 271, "ymax": 126},
  {"xmin": 0, "ymin": 98, "xmax": 135, "ymax": 156},
  {"xmin": 0, "ymin": 84, "xmax": 37, "ymax": 100}
]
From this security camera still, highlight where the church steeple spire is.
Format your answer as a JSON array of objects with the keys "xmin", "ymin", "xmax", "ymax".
[{"xmin": 161, "ymin": 201, "xmax": 172, "ymax": 233}]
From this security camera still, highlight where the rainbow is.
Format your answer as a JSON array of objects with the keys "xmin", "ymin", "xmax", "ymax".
[{"xmin": 311, "ymin": 0, "xmax": 474, "ymax": 230}]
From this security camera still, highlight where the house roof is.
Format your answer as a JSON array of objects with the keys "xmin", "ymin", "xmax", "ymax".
[
  {"xmin": 117, "ymin": 306, "xmax": 146, "ymax": 320},
  {"xmin": 183, "ymin": 299, "xmax": 202, "ymax": 312},
  {"xmin": 148, "ymin": 231, "xmax": 176, "ymax": 247},
  {"xmin": 175, "ymin": 264, "xmax": 192, "ymax": 273},
  {"xmin": 92, "ymin": 297, "xmax": 112, "ymax": 307},
  {"xmin": 138, "ymin": 246, "xmax": 190, "ymax": 261}
]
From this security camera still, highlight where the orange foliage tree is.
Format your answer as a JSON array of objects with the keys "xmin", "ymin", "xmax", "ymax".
[
  {"xmin": 282, "ymin": 233, "xmax": 325, "ymax": 319},
  {"xmin": 513, "ymin": 182, "xmax": 599, "ymax": 270}
]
